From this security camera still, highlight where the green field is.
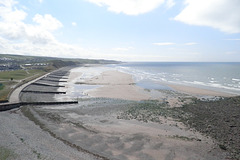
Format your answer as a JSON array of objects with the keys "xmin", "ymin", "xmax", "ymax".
[
  {"xmin": 0, "ymin": 69, "xmax": 45, "ymax": 80},
  {"xmin": 0, "ymin": 69, "xmax": 47, "ymax": 101}
]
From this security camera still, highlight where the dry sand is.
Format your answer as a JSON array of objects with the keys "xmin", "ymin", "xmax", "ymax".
[
  {"xmin": 74, "ymin": 69, "xmax": 233, "ymax": 102},
  {"xmin": 81, "ymin": 70, "xmax": 150, "ymax": 101}
]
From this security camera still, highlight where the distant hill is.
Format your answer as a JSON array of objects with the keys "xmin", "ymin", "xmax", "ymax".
[{"xmin": 0, "ymin": 54, "xmax": 120, "ymax": 65}]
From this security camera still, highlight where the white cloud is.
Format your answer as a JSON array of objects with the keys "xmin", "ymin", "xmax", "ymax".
[
  {"xmin": 0, "ymin": 0, "xmax": 92, "ymax": 58},
  {"xmin": 0, "ymin": 32, "xmax": 105, "ymax": 59},
  {"xmin": 112, "ymin": 47, "xmax": 134, "ymax": 51},
  {"xmin": 0, "ymin": 0, "xmax": 115, "ymax": 60},
  {"xmin": 33, "ymin": 14, "xmax": 62, "ymax": 31},
  {"xmin": 166, "ymin": 0, "xmax": 175, "ymax": 9},
  {"xmin": 153, "ymin": 42, "xmax": 198, "ymax": 46},
  {"xmin": 0, "ymin": 0, "xmax": 26, "ymax": 22},
  {"xmin": 174, "ymin": 0, "xmax": 240, "ymax": 33},
  {"xmin": 0, "ymin": 0, "xmax": 62, "ymax": 45},
  {"xmin": 0, "ymin": 0, "xmax": 117, "ymax": 60},
  {"xmin": 39, "ymin": 0, "xmax": 43, "ymax": 3},
  {"xmin": 86, "ymin": 0, "xmax": 167, "ymax": 15},
  {"xmin": 0, "ymin": 0, "xmax": 18, "ymax": 9},
  {"xmin": 225, "ymin": 39, "xmax": 240, "ymax": 41},
  {"xmin": 153, "ymin": 42, "xmax": 175, "ymax": 46},
  {"xmin": 72, "ymin": 22, "xmax": 77, "ymax": 26},
  {"xmin": 113, "ymin": 48, "xmax": 128, "ymax": 51},
  {"xmin": 225, "ymin": 51, "xmax": 238, "ymax": 55},
  {"xmin": 184, "ymin": 42, "xmax": 197, "ymax": 45}
]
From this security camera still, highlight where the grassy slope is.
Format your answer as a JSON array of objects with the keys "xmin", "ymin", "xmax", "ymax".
[
  {"xmin": 0, "ymin": 70, "xmax": 40, "ymax": 80},
  {"xmin": 0, "ymin": 69, "xmax": 47, "ymax": 101}
]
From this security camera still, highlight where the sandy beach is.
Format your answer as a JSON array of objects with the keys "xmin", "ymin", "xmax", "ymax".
[
  {"xmin": 1, "ymin": 65, "xmax": 238, "ymax": 160},
  {"xmin": 68, "ymin": 67, "xmax": 234, "ymax": 107},
  {"xmin": 83, "ymin": 70, "xmax": 150, "ymax": 101},
  {"xmin": 65, "ymin": 66, "xmax": 234, "ymax": 101}
]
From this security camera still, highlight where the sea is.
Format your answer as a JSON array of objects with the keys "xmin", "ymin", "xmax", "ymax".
[{"xmin": 109, "ymin": 62, "xmax": 240, "ymax": 95}]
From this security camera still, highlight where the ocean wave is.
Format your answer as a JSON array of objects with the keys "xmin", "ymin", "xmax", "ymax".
[
  {"xmin": 180, "ymin": 80, "xmax": 240, "ymax": 92},
  {"xmin": 232, "ymin": 78, "xmax": 240, "ymax": 81},
  {"xmin": 113, "ymin": 65, "xmax": 240, "ymax": 93},
  {"xmin": 210, "ymin": 80, "xmax": 218, "ymax": 83}
]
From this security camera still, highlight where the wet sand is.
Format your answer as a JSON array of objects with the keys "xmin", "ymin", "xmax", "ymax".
[
  {"xmin": 167, "ymin": 83, "xmax": 235, "ymax": 97},
  {"xmin": 22, "ymin": 99, "xmax": 227, "ymax": 160}
]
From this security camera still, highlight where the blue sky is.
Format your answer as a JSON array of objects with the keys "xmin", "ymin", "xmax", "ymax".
[{"xmin": 0, "ymin": 0, "xmax": 240, "ymax": 61}]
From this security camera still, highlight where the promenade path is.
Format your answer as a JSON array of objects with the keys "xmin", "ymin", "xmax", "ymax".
[{"xmin": 8, "ymin": 73, "xmax": 50, "ymax": 103}]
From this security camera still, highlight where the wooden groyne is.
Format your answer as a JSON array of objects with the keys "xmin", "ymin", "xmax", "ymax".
[
  {"xmin": 21, "ymin": 90, "xmax": 66, "ymax": 94},
  {"xmin": 50, "ymin": 74, "xmax": 68, "ymax": 77},
  {"xmin": 0, "ymin": 103, "xmax": 22, "ymax": 111},
  {"xmin": 31, "ymin": 82, "xmax": 65, "ymax": 87},
  {"xmin": 47, "ymin": 75, "xmax": 68, "ymax": 79},
  {"xmin": 0, "ymin": 66, "xmax": 76, "ymax": 112},
  {"xmin": 23, "ymin": 101, "xmax": 78, "ymax": 106},
  {"xmin": 40, "ymin": 79, "xmax": 68, "ymax": 83},
  {"xmin": 0, "ymin": 101, "xmax": 78, "ymax": 112},
  {"xmin": 0, "ymin": 100, "xmax": 9, "ymax": 103}
]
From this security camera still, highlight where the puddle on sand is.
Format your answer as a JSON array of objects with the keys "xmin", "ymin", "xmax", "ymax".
[
  {"xmin": 54, "ymin": 84, "xmax": 101, "ymax": 101},
  {"xmin": 137, "ymin": 80, "xmax": 172, "ymax": 90}
]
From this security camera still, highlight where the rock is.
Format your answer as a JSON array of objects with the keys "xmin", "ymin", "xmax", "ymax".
[{"xmin": 219, "ymin": 144, "xmax": 227, "ymax": 151}]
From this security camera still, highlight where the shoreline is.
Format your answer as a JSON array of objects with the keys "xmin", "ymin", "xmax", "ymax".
[
  {"xmin": 68, "ymin": 67, "xmax": 236, "ymax": 101},
  {"xmin": 166, "ymin": 82, "xmax": 236, "ymax": 98}
]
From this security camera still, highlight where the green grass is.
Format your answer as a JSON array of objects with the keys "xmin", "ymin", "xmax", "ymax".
[
  {"xmin": 0, "ymin": 81, "xmax": 17, "ymax": 101},
  {"xmin": 0, "ymin": 69, "xmax": 47, "ymax": 100},
  {"xmin": 0, "ymin": 70, "xmax": 27, "ymax": 80},
  {"xmin": 0, "ymin": 69, "xmax": 45, "ymax": 80},
  {"xmin": 0, "ymin": 146, "xmax": 15, "ymax": 160}
]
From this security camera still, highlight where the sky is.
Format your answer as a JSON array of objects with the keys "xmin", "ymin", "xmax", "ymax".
[{"xmin": 0, "ymin": 0, "xmax": 240, "ymax": 62}]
